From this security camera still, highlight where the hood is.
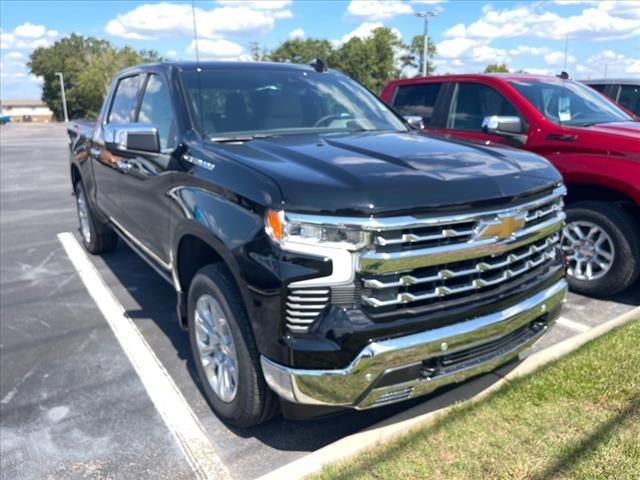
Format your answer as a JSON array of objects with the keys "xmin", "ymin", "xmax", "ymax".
[
  {"xmin": 579, "ymin": 121, "xmax": 640, "ymax": 139},
  {"xmin": 205, "ymin": 131, "xmax": 562, "ymax": 215}
]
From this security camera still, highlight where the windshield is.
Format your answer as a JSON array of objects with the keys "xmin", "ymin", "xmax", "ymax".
[
  {"xmin": 509, "ymin": 79, "xmax": 633, "ymax": 127},
  {"xmin": 181, "ymin": 68, "xmax": 407, "ymax": 139}
]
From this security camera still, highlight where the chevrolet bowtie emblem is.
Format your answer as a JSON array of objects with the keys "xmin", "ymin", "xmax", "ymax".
[{"xmin": 474, "ymin": 212, "xmax": 526, "ymax": 240}]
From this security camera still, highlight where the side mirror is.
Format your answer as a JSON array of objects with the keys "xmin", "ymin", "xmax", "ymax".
[
  {"xmin": 403, "ymin": 115, "xmax": 424, "ymax": 130},
  {"xmin": 104, "ymin": 123, "xmax": 160, "ymax": 154},
  {"xmin": 481, "ymin": 116, "xmax": 524, "ymax": 135}
]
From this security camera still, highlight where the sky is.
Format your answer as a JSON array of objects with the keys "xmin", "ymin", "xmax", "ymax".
[{"xmin": 1, "ymin": 0, "xmax": 639, "ymax": 100}]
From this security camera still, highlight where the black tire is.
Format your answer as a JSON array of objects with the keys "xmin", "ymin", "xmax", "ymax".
[
  {"xmin": 187, "ymin": 264, "xmax": 278, "ymax": 428},
  {"xmin": 74, "ymin": 181, "xmax": 118, "ymax": 254},
  {"xmin": 563, "ymin": 201, "xmax": 640, "ymax": 297}
]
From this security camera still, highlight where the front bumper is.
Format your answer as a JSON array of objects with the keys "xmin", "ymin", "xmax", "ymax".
[{"xmin": 261, "ymin": 278, "xmax": 567, "ymax": 409}]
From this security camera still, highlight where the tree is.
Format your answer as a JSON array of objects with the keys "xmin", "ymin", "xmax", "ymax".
[
  {"xmin": 331, "ymin": 27, "xmax": 406, "ymax": 92},
  {"xmin": 28, "ymin": 34, "xmax": 162, "ymax": 119},
  {"xmin": 268, "ymin": 38, "xmax": 334, "ymax": 65},
  {"xmin": 248, "ymin": 42, "xmax": 269, "ymax": 61},
  {"xmin": 400, "ymin": 34, "xmax": 436, "ymax": 76},
  {"xmin": 484, "ymin": 63, "xmax": 509, "ymax": 73}
]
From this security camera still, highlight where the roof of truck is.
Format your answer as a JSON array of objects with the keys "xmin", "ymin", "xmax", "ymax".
[{"xmin": 119, "ymin": 60, "xmax": 323, "ymax": 75}]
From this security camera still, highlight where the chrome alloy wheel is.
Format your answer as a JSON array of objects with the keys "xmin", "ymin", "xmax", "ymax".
[
  {"xmin": 76, "ymin": 185, "xmax": 91, "ymax": 244},
  {"xmin": 194, "ymin": 294, "xmax": 239, "ymax": 403},
  {"xmin": 561, "ymin": 220, "xmax": 615, "ymax": 281}
]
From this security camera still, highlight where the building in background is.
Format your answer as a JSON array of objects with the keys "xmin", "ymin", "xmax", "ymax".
[{"xmin": 0, "ymin": 100, "xmax": 54, "ymax": 123}]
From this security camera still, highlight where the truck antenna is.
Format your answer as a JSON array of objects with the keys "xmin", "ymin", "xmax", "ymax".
[
  {"xmin": 191, "ymin": 0, "xmax": 204, "ymax": 134},
  {"xmin": 191, "ymin": 0, "xmax": 200, "ymax": 65}
]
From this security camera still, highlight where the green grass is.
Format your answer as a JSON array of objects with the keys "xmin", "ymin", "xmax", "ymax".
[{"xmin": 313, "ymin": 320, "xmax": 640, "ymax": 480}]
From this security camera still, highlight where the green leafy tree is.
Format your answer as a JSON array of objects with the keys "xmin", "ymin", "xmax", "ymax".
[
  {"xmin": 331, "ymin": 27, "xmax": 406, "ymax": 92},
  {"xmin": 268, "ymin": 38, "xmax": 334, "ymax": 64},
  {"xmin": 28, "ymin": 34, "xmax": 162, "ymax": 119},
  {"xmin": 484, "ymin": 63, "xmax": 509, "ymax": 73},
  {"xmin": 248, "ymin": 41, "xmax": 269, "ymax": 61},
  {"xmin": 400, "ymin": 34, "xmax": 436, "ymax": 76}
]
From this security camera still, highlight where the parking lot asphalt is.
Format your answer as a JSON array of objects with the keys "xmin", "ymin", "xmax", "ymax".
[{"xmin": 2, "ymin": 123, "xmax": 638, "ymax": 480}]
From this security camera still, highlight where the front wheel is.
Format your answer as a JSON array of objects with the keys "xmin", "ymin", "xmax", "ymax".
[
  {"xmin": 187, "ymin": 264, "xmax": 278, "ymax": 427},
  {"xmin": 561, "ymin": 201, "xmax": 640, "ymax": 297}
]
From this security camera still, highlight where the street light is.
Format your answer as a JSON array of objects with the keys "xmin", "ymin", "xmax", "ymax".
[
  {"xmin": 55, "ymin": 72, "xmax": 69, "ymax": 122},
  {"xmin": 416, "ymin": 11, "xmax": 437, "ymax": 77}
]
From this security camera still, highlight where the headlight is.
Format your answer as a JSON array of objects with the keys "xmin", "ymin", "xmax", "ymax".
[{"xmin": 265, "ymin": 209, "xmax": 369, "ymax": 251}]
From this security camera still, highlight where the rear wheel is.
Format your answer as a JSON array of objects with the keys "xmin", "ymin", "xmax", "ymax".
[
  {"xmin": 74, "ymin": 182, "xmax": 118, "ymax": 254},
  {"xmin": 188, "ymin": 264, "xmax": 278, "ymax": 427},
  {"xmin": 561, "ymin": 201, "xmax": 640, "ymax": 296}
]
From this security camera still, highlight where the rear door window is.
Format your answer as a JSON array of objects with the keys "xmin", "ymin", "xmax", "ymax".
[
  {"xmin": 448, "ymin": 82, "xmax": 522, "ymax": 131},
  {"xmin": 108, "ymin": 75, "xmax": 144, "ymax": 123},
  {"xmin": 589, "ymin": 84, "xmax": 608, "ymax": 94},
  {"xmin": 391, "ymin": 83, "xmax": 443, "ymax": 126},
  {"xmin": 617, "ymin": 85, "xmax": 640, "ymax": 116}
]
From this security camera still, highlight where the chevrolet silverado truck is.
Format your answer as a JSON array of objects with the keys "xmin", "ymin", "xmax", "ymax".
[
  {"xmin": 382, "ymin": 74, "xmax": 640, "ymax": 297},
  {"xmin": 68, "ymin": 61, "xmax": 567, "ymax": 427}
]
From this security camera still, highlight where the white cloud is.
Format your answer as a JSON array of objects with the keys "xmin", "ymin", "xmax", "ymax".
[
  {"xmin": 443, "ymin": 2, "xmax": 640, "ymax": 41},
  {"xmin": 544, "ymin": 51, "xmax": 577, "ymax": 65},
  {"xmin": 288, "ymin": 28, "xmax": 305, "ymax": 39},
  {"xmin": 14, "ymin": 22, "xmax": 46, "ymax": 38},
  {"xmin": 346, "ymin": 1, "xmax": 413, "ymax": 21},
  {"xmin": 337, "ymin": 21, "xmax": 402, "ymax": 45},
  {"xmin": 105, "ymin": 2, "xmax": 291, "ymax": 40},
  {"xmin": 4, "ymin": 51, "xmax": 25, "ymax": 61},
  {"xmin": 216, "ymin": 0, "xmax": 292, "ymax": 9},
  {"xmin": 520, "ymin": 67, "xmax": 555, "ymax": 76},
  {"xmin": 166, "ymin": 49, "xmax": 178, "ymax": 58},
  {"xmin": 575, "ymin": 49, "xmax": 640, "ymax": 78},
  {"xmin": 0, "ymin": 51, "xmax": 43, "ymax": 99},
  {"xmin": 1, "ymin": 24, "xmax": 60, "ymax": 49},
  {"xmin": 186, "ymin": 38, "xmax": 245, "ymax": 60},
  {"xmin": 509, "ymin": 45, "xmax": 550, "ymax": 56}
]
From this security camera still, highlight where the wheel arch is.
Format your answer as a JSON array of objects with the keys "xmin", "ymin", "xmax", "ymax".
[
  {"xmin": 172, "ymin": 222, "xmax": 254, "ymax": 330},
  {"xmin": 564, "ymin": 181, "xmax": 640, "ymax": 218}
]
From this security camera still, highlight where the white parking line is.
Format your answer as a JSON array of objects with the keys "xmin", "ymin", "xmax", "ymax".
[
  {"xmin": 556, "ymin": 316, "xmax": 591, "ymax": 333},
  {"xmin": 57, "ymin": 232, "xmax": 232, "ymax": 480}
]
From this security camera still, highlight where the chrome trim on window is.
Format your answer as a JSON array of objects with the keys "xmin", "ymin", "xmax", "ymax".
[{"xmin": 261, "ymin": 279, "xmax": 567, "ymax": 407}]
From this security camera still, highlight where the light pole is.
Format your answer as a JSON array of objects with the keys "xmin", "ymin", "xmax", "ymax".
[
  {"xmin": 416, "ymin": 11, "xmax": 437, "ymax": 77},
  {"xmin": 55, "ymin": 72, "xmax": 69, "ymax": 122}
]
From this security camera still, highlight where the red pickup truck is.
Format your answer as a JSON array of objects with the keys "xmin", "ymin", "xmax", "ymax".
[{"xmin": 381, "ymin": 74, "xmax": 640, "ymax": 296}]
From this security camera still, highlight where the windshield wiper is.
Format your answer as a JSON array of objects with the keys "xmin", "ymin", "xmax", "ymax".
[{"xmin": 207, "ymin": 133, "xmax": 277, "ymax": 143}]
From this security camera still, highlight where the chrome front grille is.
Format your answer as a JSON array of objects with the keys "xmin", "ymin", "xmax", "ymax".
[
  {"xmin": 359, "ymin": 186, "xmax": 566, "ymax": 310},
  {"xmin": 286, "ymin": 287, "xmax": 330, "ymax": 333}
]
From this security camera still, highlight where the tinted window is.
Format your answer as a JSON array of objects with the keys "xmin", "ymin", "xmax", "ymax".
[
  {"xmin": 392, "ymin": 83, "xmax": 442, "ymax": 125},
  {"xmin": 510, "ymin": 79, "xmax": 632, "ymax": 126},
  {"xmin": 448, "ymin": 82, "xmax": 521, "ymax": 131},
  {"xmin": 138, "ymin": 74, "xmax": 176, "ymax": 149},
  {"xmin": 181, "ymin": 68, "xmax": 407, "ymax": 138},
  {"xmin": 108, "ymin": 75, "xmax": 143, "ymax": 123},
  {"xmin": 589, "ymin": 84, "xmax": 608, "ymax": 94},
  {"xmin": 618, "ymin": 85, "xmax": 640, "ymax": 116}
]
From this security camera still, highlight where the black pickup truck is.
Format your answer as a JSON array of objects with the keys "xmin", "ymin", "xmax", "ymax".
[{"xmin": 68, "ymin": 61, "xmax": 567, "ymax": 427}]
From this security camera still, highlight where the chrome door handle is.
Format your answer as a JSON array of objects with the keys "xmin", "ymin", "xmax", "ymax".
[{"xmin": 116, "ymin": 159, "xmax": 132, "ymax": 171}]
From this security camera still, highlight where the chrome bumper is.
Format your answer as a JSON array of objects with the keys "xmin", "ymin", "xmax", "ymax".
[{"xmin": 261, "ymin": 279, "xmax": 567, "ymax": 409}]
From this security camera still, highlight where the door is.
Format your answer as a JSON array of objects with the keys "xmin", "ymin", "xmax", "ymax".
[
  {"xmin": 91, "ymin": 74, "xmax": 145, "ymax": 218},
  {"xmin": 434, "ymin": 81, "xmax": 525, "ymax": 146},
  {"xmin": 115, "ymin": 73, "xmax": 178, "ymax": 268}
]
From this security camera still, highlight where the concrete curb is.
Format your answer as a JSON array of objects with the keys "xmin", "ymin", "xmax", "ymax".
[{"xmin": 257, "ymin": 305, "xmax": 640, "ymax": 480}]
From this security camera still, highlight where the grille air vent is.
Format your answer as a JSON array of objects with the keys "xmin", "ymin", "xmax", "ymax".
[{"xmin": 286, "ymin": 287, "xmax": 330, "ymax": 333}]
